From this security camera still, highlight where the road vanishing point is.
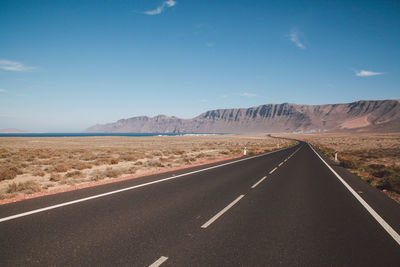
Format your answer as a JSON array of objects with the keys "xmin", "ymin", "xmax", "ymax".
[{"xmin": 0, "ymin": 142, "xmax": 399, "ymax": 266}]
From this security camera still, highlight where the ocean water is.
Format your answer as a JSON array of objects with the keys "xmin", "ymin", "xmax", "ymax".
[{"xmin": 0, "ymin": 133, "xmax": 222, "ymax": 137}]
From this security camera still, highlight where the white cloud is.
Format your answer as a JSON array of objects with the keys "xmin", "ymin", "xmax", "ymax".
[
  {"xmin": 143, "ymin": 0, "xmax": 176, "ymax": 15},
  {"xmin": 288, "ymin": 30, "xmax": 305, "ymax": 50},
  {"xmin": 240, "ymin": 92, "xmax": 257, "ymax": 97},
  {"xmin": 355, "ymin": 70, "xmax": 383, "ymax": 77},
  {"xmin": 0, "ymin": 59, "xmax": 34, "ymax": 72},
  {"xmin": 0, "ymin": 89, "xmax": 7, "ymax": 92}
]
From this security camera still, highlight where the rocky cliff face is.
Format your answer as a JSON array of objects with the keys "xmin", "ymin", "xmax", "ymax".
[{"xmin": 86, "ymin": 100, "xmax": 400, "ymax": 133}]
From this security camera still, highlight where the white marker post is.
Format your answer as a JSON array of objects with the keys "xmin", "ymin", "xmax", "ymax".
[
  {"xmin": 243, "ymin": 147, "xmax": 247, "ymax": 156},
  {"xmin": 334, "ymin": 151, "xmax": 338, "ymax": 162}
]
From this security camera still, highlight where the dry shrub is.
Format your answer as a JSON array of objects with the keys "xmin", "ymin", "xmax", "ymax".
[
  {"xmin": 195, "ymin": 153, "xmax": 206, "ymax": 159},
  {"xmin": 43, "ymin": 166, "xmax": 55, "ymax": 172},
  {"xmin": 64, "ymin": 170, "xmax": 82, "ymax": 178},
  {"xmin": 152, "ymin": 151, "xmax": 162, "ymax": 157},
  {"xmin": 339, "ymin": 159, "xmax": 358, "ymax": 169},
  {"xmin": 174, "ymin": 150, "xmax": 185, "ymax": 155},
  {"xmin": 37, "ymin": 149, "xmax": 52, "ymax": 159},
  {"xmin": 54, "ymin": 163, "xmax": 70, "ymax": 173},
  {"xmin": 104, "ymin": 167, "xmax": 121, "ymax": 178},
  {"xmin": 94, "ymin": 158, "xmax": 109, "ymax": 166},
  {"xmin": 127, "ymin": 166, "xmax": 137, "ymax": 174},
  {"xmin": 146, "ymin": 154, "xmax": 155, "ymax": 160},
  {"xmin": 32, "ymin": 169, "xmax": 46, "ymax": 177},
  {"xmin": 49, "ymin": 173, "xmax": 61, "ymax": 182},
  {"xmin": 120, "ymin": 154, "xmax": 137, "ymax": 162},
  {"xmin": 80, "ymin": 152, "xmax": 97, "ymax": 161},
  {"xmin": 26, "ymin": 156, "xmax": 35, "ymax": 162},
  {"xmin": 110, "ymin": 158, "xmax": 119, "ymax": 165},
  {"xmin": 7, "ymin": 180, "xmax": 41, "ymax": 194},
  {"xmin": 183, "ymin": 157, "xmax": 192, "ymax": 164},
  {"xmin": 71, "ymin": 161, "xmax": 92, "ymax": 170},
  {"xmin": 0, "ymin": 166, "xmax": 22, "ymax": 181},
  {"xmin": 90, "ymin": 170, "xmax": 105, "ymax": 181},
  {"xmin": 147, "ymin": 159, "xmax": 163, "ymax": 167}
]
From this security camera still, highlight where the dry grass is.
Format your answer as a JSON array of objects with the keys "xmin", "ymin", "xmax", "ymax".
[
  {"xmin": 280, "ymin": 133, "xmax": 400, "ymax": 203},
  {"xmin": 4, "ymin": 180, "xmax": 41, "ymax": 199},
  {"xmin": 0, "ymin": 135, "xmax": 294, "ymax": 200}
]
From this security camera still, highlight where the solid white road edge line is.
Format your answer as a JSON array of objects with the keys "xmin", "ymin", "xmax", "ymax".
[
  {"xmin": 149, "ymin": 256, "xmax": 168, "ymax": 267},
  {"xmin": 269, "ymin": 167, "xmax": 277, "ymax": 174},
  {"xmin": 309, "ymin": 144, "xmax": 400, "ymax": 246},
  {"xmin": 278, "ymin": 162, "xmax": 283, "ymax": 167},
  {"xmin": 201, "ymin": 195, "xmax": 245, "ymax": 229},
  {"xmin": 0, "ymin": 145, "xmax": 298, "ymax": 223},
  {"xmin": 251, "ymin": 176, "xmax": 267, "ymax": 189}
]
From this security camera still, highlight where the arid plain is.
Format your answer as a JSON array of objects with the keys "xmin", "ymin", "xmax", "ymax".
[{"xmin": 0, "ymin": 135, "xmax": 293, "ymax": 202}]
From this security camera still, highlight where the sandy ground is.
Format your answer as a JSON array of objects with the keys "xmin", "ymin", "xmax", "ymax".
[{"xmin": 0, "ymin": 134, "xmax": 294, "ymax": 203}]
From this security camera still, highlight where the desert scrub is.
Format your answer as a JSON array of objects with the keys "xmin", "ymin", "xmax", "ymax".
[
  {"xmin": 0, "ymin": 134, "xmax": 294, "ymax": 200},
  {"xmin": 146, "ymin": 159, "xmax": 163, "ymax": 168},
  {"xmin": 7, "ymin": 180, "xmax": 41, "ymax": 194},
  {"xmin": 120, "ymin": 153, "xmax": 137, "ymax": 162},
  {"xmin": 54, "ymin": 163, "xmax": 70, "ymax": 173},
  {"xmin": 71, "ymin": 161, "xmax": 92, "ymax": 170},
  {"xmin": 32, "ymin": 169, "xmax": 46, "ymax": 177},
  {"xmin": 339, "ymin": 158, "xmax": 358, "ymax": 169},
  {"xmin": 104, "ymin": 167, "xmax": 121, "ymax": 178},
  {"xmin": 371, "ymin": 165, "xmax": 400, "ymax": 194},
  {"xmin": 64, "ymin": 170, "xmax": 83, "ymax": 178},
  {"xmin": 49, "ymin": 173, "xmax": 62, "ymax": 182},
  {"xmin": 110, "ymin": 158, "xmax": 119, "ymax": 165},
  {"xmin": 0, "ymin": 165, "xmax": 22, "ymax": 181},
  {"xmin": 90, "ymin": 170, "xmax": 106, "ymax": 181}
]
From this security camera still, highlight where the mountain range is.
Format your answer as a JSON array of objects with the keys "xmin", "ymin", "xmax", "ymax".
[{"xmin": 86, "ymin": 99, "xmax": 400, "ymax": 134}]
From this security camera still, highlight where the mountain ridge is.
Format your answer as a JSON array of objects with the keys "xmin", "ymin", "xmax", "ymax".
[{"xmin": 86, "ymin": 99, "xmax": 400, "ymax": 133}]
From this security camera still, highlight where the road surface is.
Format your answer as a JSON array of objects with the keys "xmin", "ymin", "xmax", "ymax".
[{"xmin": 0, "ymin": 142, "xmax": 399, "ymax": 266}]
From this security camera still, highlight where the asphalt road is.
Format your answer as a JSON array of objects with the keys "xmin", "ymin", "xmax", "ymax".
[{"xmin": 0, "ymin": 142, "xmax": 399, "ymax": 266}]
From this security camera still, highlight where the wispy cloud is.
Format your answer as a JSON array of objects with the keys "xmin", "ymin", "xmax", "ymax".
[
  {"xmin": 143, "ymin": 0, "xmax": 176, "ymax": 15},
  {"xmin": 355, "ymin": 70, "xmax": 383, "ymax": 77},
  {"xmin": 288, "ymin": 29, "xmax": 305, "ymax": 50},
  {"xmin": 240, "ymin": 92, "xmax": 257, "ymax": 97},
  {"xmin": 0, "ymin": 89, "xmax": 7, "ymax": 92},
  {"xmin": 0, "ymin": 59, "xmax": 34, "ymax": 72},
  {"xmin": 205, "ymin": 42, "xmax": 214, "ymax": 47}
]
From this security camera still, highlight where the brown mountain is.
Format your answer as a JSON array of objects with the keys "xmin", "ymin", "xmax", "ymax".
[{"xmin": 86, "ymin": 100, "xmax": 400, "ymax": 133}]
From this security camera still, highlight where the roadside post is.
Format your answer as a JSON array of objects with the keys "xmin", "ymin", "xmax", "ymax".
[
  {"xmin": 243, "ymin": 147, "xmax": 247, "ymax": 156},
  {"xmin": 334, "ymin": 150, "xmax": 338, "ymax": 162}
]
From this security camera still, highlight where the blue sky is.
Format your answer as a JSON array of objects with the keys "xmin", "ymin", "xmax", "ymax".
[{"xmin": 0, "ymin": 0, "xmax": 399, "ymax": 132}]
